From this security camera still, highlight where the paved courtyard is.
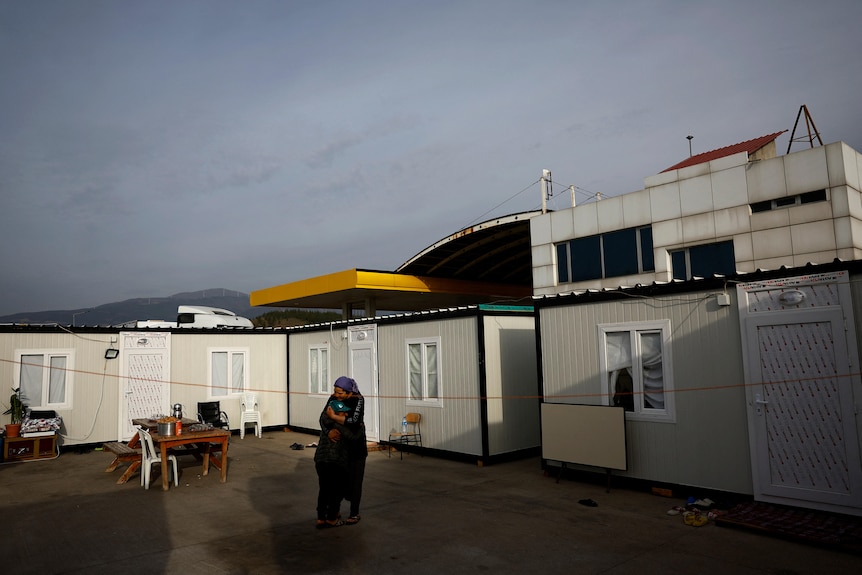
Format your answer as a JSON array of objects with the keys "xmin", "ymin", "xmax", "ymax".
[{"xmin": 1, "ymin": 429, "xmax": 858, "ymax": 574}]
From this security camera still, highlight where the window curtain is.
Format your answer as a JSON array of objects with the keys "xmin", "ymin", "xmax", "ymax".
[
  {"xmin": 212, "ymin": 352, "xmax": 228, "ymax": 397},
  {"xmin": 606, "ymin": 331, "xmax": 664, "ymax": 410},
  {"xmin": 231, "ymin": 352, "xmax": 245, "ymax": 393},
  {"xmin": 21, "ymin": 354, "xmax": 43, "ymax": 407},
  {"xmin": 639, "ymin": 332, "xmax": 664, "ymax": 409},
  {"xmin": 48, "ymin": 356, "xmax": 66, "ymax": 404},
  {"xmin": 408, "ymin": 343, "xmax": 423, "ymax": 400},
  {"xmin": 426, "ymin": 344, "xmax": 438, "ymax": 399}
]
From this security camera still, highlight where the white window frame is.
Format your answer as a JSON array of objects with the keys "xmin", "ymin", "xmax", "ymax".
[
  {"xmin": 406, "ymin": 337, "xmax": 441, "ymax": 407},
  {"xmin": 308, "ymin": 344, "xmax": 330, "ymax": 396},
  {"xmin": 598, "ymin": 321, "xmax": 675, "ymax": 423},
  {"xmin": 14, "ymin": 348, "xmax": 75, "ymax": 410},
  {"xmin": 207, "ymin": 347, "xmax": 249, "ymax": 399}
]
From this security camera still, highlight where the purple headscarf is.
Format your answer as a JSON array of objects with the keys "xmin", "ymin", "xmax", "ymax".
[{"xmin": 334, "ymin": 376, "xmax": 359, "ymax": 394}]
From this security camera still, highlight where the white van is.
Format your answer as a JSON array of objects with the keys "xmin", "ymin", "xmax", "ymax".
[{"xmin": 134, "ymin": 305, "xmax": 254, "ymax": 328}]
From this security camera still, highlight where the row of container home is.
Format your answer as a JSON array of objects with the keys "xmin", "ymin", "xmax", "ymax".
[
  {"xmin": 0, "ymin": 304, "xmax": 538, "ymax": 464},
  {"xmin": 285, "ymin": 305, "xmax": 538, "ymax": 461}
]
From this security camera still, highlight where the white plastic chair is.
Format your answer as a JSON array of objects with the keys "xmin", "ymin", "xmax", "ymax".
[
  {"xmin": 137, "ymin": 426, "xmax": 178, "ymax": 489},
  {"xmin": 240, "ymin": 393, "xmax": 262, "ymax": 439}
]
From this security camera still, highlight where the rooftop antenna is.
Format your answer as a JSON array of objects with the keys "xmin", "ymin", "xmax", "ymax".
[
  {"xmin": 541, "ymin": 169, "xmax": 552, "ymax": 214},
  {"xmin": 686, "ymin": 134, "xmax": 694, "ymax": 157},
  {"xmin": 787, "ymin": 104, "xmax": 823, "ymax": 154}
]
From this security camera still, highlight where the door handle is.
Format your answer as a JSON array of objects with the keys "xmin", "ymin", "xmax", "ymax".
[{"xmin": 754, "ymin": 393, "xmax": 768, "ymax": 415}]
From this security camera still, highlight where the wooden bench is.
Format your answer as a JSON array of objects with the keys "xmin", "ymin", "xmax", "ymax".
[{"xmin": 103, "ymin": 441, "xmax": 142, "ymax": 485}]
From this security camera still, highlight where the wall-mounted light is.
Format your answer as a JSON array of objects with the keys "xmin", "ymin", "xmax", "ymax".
[
  {"xmin": 104, "ymin": 348, "xmax": 119, "ymax": 360},
  {"xmin": 778, "ymin": 289, "xmax": 806, "ymax": 306}
]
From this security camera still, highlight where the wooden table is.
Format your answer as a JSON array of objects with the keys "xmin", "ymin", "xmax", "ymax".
[
  {"xmin": 130, "ymin": 418, "xmax": 229, "ymax": 490},
  {"xmin": 148, "ymin": 427, "xmax": 230, "ymax": 491},
  {"xmin": 106, "ymin": 418, "xmax": 203, "ymax": 485}
]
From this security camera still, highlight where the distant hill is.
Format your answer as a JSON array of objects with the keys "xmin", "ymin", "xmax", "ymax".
[{"xmin": 0, "ymin": 289, "xmax": 278, "ymax": 326}]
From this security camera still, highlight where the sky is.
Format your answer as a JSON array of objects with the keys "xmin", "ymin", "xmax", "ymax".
[{"xmin": 2, "ymin": 0, "xmax": 861, "ymax": 316}]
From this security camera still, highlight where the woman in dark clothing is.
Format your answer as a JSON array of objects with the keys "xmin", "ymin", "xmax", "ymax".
[
  {"xmin": 314, "ymin": 398, "xmax": 355, "ymax": 528},
  {"xmin": 320, "ymin": 376, "xmax": 368, "ymax": 525}
]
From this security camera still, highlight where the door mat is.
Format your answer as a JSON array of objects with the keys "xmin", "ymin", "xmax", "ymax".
[{"xmin": 715, "ymin": 501, "xmax": 862, "ymax": 555}]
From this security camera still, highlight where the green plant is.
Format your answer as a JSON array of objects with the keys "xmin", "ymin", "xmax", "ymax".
[{"xmin": 4, "ymin": 387, "xmax": 26, "ymax": 425}]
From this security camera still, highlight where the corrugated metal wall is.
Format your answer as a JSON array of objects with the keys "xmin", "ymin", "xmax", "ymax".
[
  {"xmin": 378, "ymin": 317, "xmax": 482, "ymax": 456},
  {"xmin": 288, "ymin": 329, "xmax": 349, "ymax": 431},
  {"xmin": 483, "ymin": 315, "xmax": 540, "ymax": 455},
  {"xmin": 539, "ymin": 289, "xmax": 754, "ymax": 493}
]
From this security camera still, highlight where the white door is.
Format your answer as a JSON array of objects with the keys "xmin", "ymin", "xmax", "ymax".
[
  {"xmin": 348, "ymin": 324, "xmax": 379, "ymax": 442},
  {"xmin": 118, "ymin": 332, "xmax": 171, "ymax": 441},
  {"xmin": 738, "ymin": 272, "xmax": 862, "ymax": 513}
]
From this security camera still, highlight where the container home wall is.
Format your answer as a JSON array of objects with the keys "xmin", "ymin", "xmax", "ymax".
[
  {"xmin": 482, "ymin": 314, "xmax": 540, "ymax": 456},
  {"xmin": 287, "ymin": 328, "xmax": 349, "ymax": 431},
  {"xmin": 1, "ymin": 329, "xmax": 288, "ymax": 447},
  {"xmin": 538, "ymin": 287, "xmax": 753, "ymax": 494},
  {"xmin": 168, "ymin": 332, "xmax": 288, "ymax": 430},
  {"xmin": 0, "ymin": 330, "xmax": 122, "ymax": 447},
  {"xmin": 377, "ymin": 316, "xmax": 482, "ymax": 456}
]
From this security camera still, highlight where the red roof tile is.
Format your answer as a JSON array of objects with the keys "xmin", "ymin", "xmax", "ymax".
[{"xmin": 661, "ymin": 130, "xmax": 787, "ymax": 173}]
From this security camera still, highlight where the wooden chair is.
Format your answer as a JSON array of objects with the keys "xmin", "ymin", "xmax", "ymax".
[{"xmin": 388, "ymin": 413, "xmax": 422, "ymax": 459}]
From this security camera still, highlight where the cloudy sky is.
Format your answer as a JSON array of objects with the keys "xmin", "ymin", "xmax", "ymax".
[{"xmin": 2, "ymin": 0, "xmax": 861, "ymax": 316}]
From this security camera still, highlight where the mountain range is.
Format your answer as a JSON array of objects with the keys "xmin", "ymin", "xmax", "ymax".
[{"xmin": 0, "ymin": 289, "xmax": 274, "ymax": 326}]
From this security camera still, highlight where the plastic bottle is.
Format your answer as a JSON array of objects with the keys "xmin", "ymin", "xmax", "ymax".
[{"xmin": 402, "ymin": 416, "xmax": 408, "ymax": 433}]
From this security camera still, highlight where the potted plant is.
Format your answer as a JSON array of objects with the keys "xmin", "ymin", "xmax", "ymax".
[{"xmin": 3, "ymin": 387, "xmax": 26, "ymax": 438}]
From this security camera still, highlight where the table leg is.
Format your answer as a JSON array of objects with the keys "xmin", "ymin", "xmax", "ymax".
[
  {"xmin": 160, "ymin": 442, "xmax": 170, "ymax": 491},
  {"xmin": 219, "ymin": 437, "xmax": 228, "ymax": 483},
  {"xmin": 117, "ymin": 460, "xmax": 141, "ymax": 485},
  {"xmin": 202, "ymin": 443, "xmax": 210, "ymax": 476}
]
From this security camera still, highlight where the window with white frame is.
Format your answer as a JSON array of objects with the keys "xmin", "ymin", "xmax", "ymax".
[
  {"xmin": 599, "ymin": 321, "xmax": 674, "ymax": 422},
  {"xmin": 309, "ymin": 344, "xmax": 330, "ymax": 395},
  {"xmin": 406, "ymin": 337, "xmax": 440, "ymax": 405},
  {"xmin": 15, "ymin": 349, "xmax": 74, "ymax": 410},
  {"xmin": 208, "ymin": 348, "xmax": 248, "ymax": 398}
]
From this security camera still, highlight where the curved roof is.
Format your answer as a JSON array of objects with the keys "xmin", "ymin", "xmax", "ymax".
[
  {"xmin": 397, "ymin": 210, "xmax": 543, "ymax": 286},
  {"xmin": 250, "ymin": 211, "xmax": 541, "ymax": 313}
]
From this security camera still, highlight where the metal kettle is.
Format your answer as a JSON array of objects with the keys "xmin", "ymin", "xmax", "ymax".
[{"xmin": 172, "ymin": 403, "xmax": 184, "ymax": 419}]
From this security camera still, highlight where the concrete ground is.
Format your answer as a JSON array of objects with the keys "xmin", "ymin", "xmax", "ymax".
[{"xmin": 1, "ymin": 430, "xmax": 858, "ymax": 575}]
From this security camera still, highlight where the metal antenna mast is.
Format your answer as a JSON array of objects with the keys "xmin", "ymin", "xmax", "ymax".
[{"xmin": 787, "ymin": 104, "xmax": 823, "ymax": 154}]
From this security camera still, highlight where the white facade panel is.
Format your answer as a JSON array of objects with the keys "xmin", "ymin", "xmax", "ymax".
[
  {"xmin": 596, "ymin": 195, "xmax": 625, "ymax": 233},
  {"xmin": 681, "ymin": 212, "xmax": 716, "ymax": 244},
  {"xmin": 750, "ymin": 227, "xmax": 793, "ymax": 261},
  {"xmin": 651, "ymin": 219, "xmax": 683, "ymax": 249},
  {"xmin": 784, "ymin": 146, "xmax": 829, "ymax": 196},
  {"xmin": 712, "ymin": 165, "xmax": 748, "ymax": 210},
  {"xmin": 572, "ymin": 201, "xmax": 599, "ymax": 236},
  {"xmin": 826, "ymin": 142, "xmax": 852, "ymax": 189},
  {"xmin": 790, "ymin": 220, "xmax": 838, "ymax": 254},
  {"xmin": 649, "ymin": 181, "xmax": 682, "ymax": 222},
  {"xmin": 530, "ymin": 214, "xmax": 552, "ymax": 245},
  {"xmin": 746, "ymin": 155, "xmax": 787, "ymax": 202},
  {"xmin": 622, "ymin": 189, "xmax": 652, "ymax": 227},
  {"xmin": 549, "ymin": 209, "xmax": 575, "ymax": 243},
  {"xmin": 708, "ymin": 151, "xmax": 748, "ymax": 173},
  {"xmin": 714, "ymin": 206, "xmax": 752, "ymax": 237},
  {"xmin": 679, "ymin": 174, "xmax": 713, "ymax": 217}
]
